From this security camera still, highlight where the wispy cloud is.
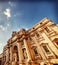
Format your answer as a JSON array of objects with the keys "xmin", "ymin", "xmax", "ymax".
[
  {"xmin": 3, "ymin": 8, "xmax": 11, "ymax": 19},
  {"xmin": 7, "ymin": 23, "xmax": 10, "ymax": 26},
  {"xmin": 8, "ymin": 1, "xmax": 16, "ymax": 7},
  {"xmin": 0, "ymin": 23, "xmax": 10, "ymax": 31},
  {"xmin": 0, "ymin": 8, "xmax": 11, "ymax": 32},
  {"xmin": 0, "ymin": 25, "xmax": 7, "ymax": 31}
]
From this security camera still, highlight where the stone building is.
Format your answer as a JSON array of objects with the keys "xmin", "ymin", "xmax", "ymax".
[{"xmin": 0, "ymin": 18, "xmax": 58, "ymax": 65}]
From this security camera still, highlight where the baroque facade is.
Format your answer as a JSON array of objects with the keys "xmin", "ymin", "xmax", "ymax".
[{"xmin": 0, "ymin": 18, "xmax": 58, "ymax": 65}]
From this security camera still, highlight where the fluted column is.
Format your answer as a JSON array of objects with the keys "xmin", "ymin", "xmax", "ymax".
[{"xmin": 17, "ymin": 42, "xmax": 25, "ymax": 65}]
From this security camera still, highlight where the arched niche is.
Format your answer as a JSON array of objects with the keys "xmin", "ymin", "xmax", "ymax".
[
  {"xmin": 12, "ymin": 45, "xmax": 19, "ymax": 63},
  {"xmin": 22, "ymin": 48, "xmax": 28, "ymax": 59}
]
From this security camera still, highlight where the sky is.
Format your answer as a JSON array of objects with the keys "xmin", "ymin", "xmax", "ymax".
[{"xmin": 0, "ymin": 0, "xmax": 58, "ymax": 53}]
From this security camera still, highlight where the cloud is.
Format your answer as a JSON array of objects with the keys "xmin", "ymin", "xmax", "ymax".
[
  {"xmin": 7, "ymin": 23, "xmax": 10, "ymax": 26},
  {"xmin": 8, "ymin": 1, "xmax": 16, "ymax": 7},
  {"xmin": 0, "ymin": 25, "xmax": 7, "ymax": 31},
  {"xmin": 0, "ymin": 25, "xmax": 4, "ymax": 31},
  {"xmin": 3, "ymin": 8, "xmax": 11, "ymax": 19}
]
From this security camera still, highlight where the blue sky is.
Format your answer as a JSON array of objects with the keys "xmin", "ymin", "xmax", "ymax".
[{"xmin": 0, "ymin": 0, "xmax": 58, "ymax": 53}]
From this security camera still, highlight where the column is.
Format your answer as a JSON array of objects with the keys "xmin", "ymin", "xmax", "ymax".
[
  {"xmin": 23, "ymin": 38, "xmax": 38, "ymax": 65},
  {"xmin": 32, "ymin": 35, "xmax": 47, "ymax": 60},
  {"xmin": 6, "ymin": 47, "xmax": 9, "ymax": 64},
  {"xmin": 23, "ymin": 39, "xmax": 33, "ymax": 61},
  {"xmin": 11, "ymin": 46, "xmax": 17, "ymax": 65},
  {"xmin": 4, "ymin": 48, "xmax": 9, "ymax": 65},
  {"xmin": 10, "ymin": 46, "xmax": 13, "ymax": 64},
  {"xmin": 41, "ymin": 31, "xmax": 58, "ymax": 56},
  {"xmin": 17, "ymin": 42, "xmax": 25, "ymax": 65}
]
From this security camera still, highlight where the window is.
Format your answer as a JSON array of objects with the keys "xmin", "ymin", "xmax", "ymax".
[
  {"xmin": 33, "ymin": 47, "xmax": 38, "ymax": 55},
  {"xmin": 43, "ymin": 46, "xmax": 51, "ymax": 54},
  {"xmin": 36, "ymin": 32, "xmax": 39, "ymax": 37},
  {"xmin": 40, "ymin": 22, "xmax": 42, "ymax": 24},
  {"xmin": 45, "ymin": 27, "xmax": 50, "ymax": 32}
]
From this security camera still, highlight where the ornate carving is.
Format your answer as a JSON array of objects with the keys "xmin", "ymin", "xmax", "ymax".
[
  {"xmin": 7, "ymin": 38, "xmax": 12, "ymax": 44},
  {"xmin": 12, "ymin": 31, "xmax": 17, "ymax": 37}
]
